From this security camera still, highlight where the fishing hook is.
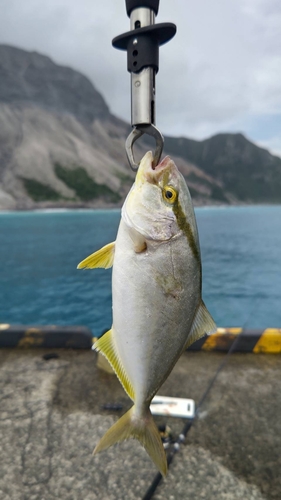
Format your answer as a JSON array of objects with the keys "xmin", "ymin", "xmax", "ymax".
[{"xmin": 125, "ymin": 124, "xmax": 164, "ymax": 171}]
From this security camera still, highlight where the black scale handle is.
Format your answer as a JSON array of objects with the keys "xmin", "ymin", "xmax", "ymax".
[{"xmin": 112, "ymin": 0, "xmax": 176, "ymax": 74}]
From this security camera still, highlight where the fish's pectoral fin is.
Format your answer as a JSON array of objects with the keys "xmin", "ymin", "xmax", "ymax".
[
  {"xmin": 185, "ymin": 300, "xmax": 217, "ymax": 349},
  {"xmin": 93, "ymin": 329, "xmax": 135, "ymax": 401},
  {"xmin": 94, "ymin": 405, "xmax": 167, "ymax": 477},
  {"xmin": 134, "ymin": 240, "xmax": 147, "ymax": 253},
  {"xmin": 128, "ymin": 227, "xmax": 147, "ymax": 253},
  {"xmin": 77, "ymin": 241, "xmax": 115, "ymax": 269}
]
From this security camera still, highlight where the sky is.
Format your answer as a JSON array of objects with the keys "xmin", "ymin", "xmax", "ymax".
[{"xmin": 0, "ymin": 0, "xmax": 281, "ymax": 156}]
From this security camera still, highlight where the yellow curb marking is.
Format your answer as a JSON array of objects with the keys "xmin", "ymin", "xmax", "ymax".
[
  {"xmin": 253, "ymin": 329, "xmax": 281, "ymax": 354},
  {"xmin": 17, "ymin": 328, "xmax": 44, "ymax": 348},
  {"xmin": 202, "ymin": 328, "xmax": 242, "ymax": 351}
]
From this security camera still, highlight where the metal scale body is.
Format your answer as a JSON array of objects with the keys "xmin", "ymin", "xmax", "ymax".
[{"xmin": 112, "ymin": 0, "xmax": 176, "ymax": 170}]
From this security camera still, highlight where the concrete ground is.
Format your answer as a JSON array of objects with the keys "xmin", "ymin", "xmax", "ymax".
[{"xmin": 0, "ymin": 348, "xmax": 280, "ymax": 500}]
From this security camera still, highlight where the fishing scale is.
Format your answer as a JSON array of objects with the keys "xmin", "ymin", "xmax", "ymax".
[{"xmin": 112, "ymin": 0, "xmax": 176, "ymax": 170}]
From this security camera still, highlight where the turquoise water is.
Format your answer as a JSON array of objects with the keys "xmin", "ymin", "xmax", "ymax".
[{"xmin": 0, "ymin": 206, "xmax": 281, "ymax": 336}]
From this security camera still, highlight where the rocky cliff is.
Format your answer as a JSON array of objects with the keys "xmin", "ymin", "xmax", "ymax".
[
  {"xmin": 0, "ymin": 45, "xmax": 136, "ymax": 210},
  {"xmin": 0, "ymin": 44, "xmax": 279, "ymax": 210},
  {"xmin": 164, "ymin": 133, "xmax": 281, "ymax": 204}
]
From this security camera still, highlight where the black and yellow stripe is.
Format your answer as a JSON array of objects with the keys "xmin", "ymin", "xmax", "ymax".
[
  {"xmin": 188, "ymin": 328, "xmax": 281, "ymax": 354},
  {"xmin": 1, "ymin": 324, "xmax": 281, "ymax": 353},
  {"xmin": 0, "ymin": 324, "xmax": 92, "ymax": 349}
]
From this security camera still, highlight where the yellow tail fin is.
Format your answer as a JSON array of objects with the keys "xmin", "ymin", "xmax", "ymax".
[{"xmin": 94, "ymin": 405, "xmax": 167, "ymax": 476}]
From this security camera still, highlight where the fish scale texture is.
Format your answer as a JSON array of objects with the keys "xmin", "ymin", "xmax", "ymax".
[{"xmin": 0, "ymin": 348, "xmax": 279, "ymax": 499}]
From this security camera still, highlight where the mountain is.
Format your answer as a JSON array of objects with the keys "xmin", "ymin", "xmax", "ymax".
[
  {"xmin": 0, "ymin": 44, "xmax": 110, "ymax": 122},
  {"xmin": 0, "ymin": 44, "xmax": 280, "ymax": 210},
  {"xmin": 0, "ymin": 45, "xmax": 136, "ymax": 210},
  {"xmin": 164, "ymin": 134, "xmax": 281, "ymax": 203}
]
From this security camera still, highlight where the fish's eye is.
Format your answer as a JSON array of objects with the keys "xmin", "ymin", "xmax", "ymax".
[{"xmin": 163, "ymin": 186, "xmax": 177, "ymax": 204}]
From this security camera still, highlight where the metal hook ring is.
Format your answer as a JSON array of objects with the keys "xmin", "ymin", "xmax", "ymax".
[{"xmin": 125, "ymin": 124, "xmax": 164, "ymax": 171}]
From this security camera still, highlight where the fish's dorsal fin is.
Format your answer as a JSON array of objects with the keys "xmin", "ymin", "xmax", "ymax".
[
  {"xmin": 185, "ymin": 300, "xmax": 217, "ymax": 349},
  {"xmin": 77, "ymin": 242, "xmax": 115, "ymax": 269},
  {"xmin": 93, "ymin": 329, "xmax": 135, "ymax": 401}
]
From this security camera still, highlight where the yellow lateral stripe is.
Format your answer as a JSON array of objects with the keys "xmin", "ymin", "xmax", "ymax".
[
  {"xmin": 202, "ymin": 328, "xmax": 242, "ymax": 351},
  {"xmin": 253, "ymin": 329, "xmax": 281, "ymax": 354}
]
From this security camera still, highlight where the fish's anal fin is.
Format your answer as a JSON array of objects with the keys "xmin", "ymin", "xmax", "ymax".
[
  {"xmin": 93, "ymin": 329, "xmax": 135, "ymax": 401},
  {"xmin": 77, "ymin": 242, "xmax": 115, "ymax": 269},
  {"xmin": 185, "ymin": 300, "xmax": 217, "ymax": 349},
  {"xmin": 94, "ymin": 405, "xmax": 167, "ymax": 477}
]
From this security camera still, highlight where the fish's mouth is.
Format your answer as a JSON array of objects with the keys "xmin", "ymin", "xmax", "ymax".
[
  {"xmin": 136, "ymin": 152, "xmax": 176, "ymax": 186},
  {"xmin": 155, "ymin": 156, "xmax": 173, "ymax": 170}
]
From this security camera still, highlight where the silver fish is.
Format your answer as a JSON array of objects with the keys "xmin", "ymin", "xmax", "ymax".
[{"xmin": 78, "ymin": 151, "xmax": 216, "ymax": 475}]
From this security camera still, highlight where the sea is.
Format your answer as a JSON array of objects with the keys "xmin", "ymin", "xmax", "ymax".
[{"xmin": 0, "ymin": 206, "xmax": 281, "ymax": 336}]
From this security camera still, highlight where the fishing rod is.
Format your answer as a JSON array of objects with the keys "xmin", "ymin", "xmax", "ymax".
[
  {"xmin": 112, "ymin": 0, "xmax": 176, "ymax": 170},
  {"xmin": 109, "ymin": 4, "xmax": 262, "ymax": 499},
  {"xmin": 142, "ymin": 297, "xmax": 261, "ymax": 500},
  {"xmin": 111, "ymin": 2, "xmax": 242, "ymax": 498},
  {"xmin": 108, "ymin": 4, "xmax": 267, "ymax": 499},
  {"xmin": 142, "ymin": 333, "xmax": 242, "ymax": 500}
]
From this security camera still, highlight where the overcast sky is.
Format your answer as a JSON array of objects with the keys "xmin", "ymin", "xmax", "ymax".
[{"xmin": 1, "ymin": 0, "xmax": 280, "ymax": 156}]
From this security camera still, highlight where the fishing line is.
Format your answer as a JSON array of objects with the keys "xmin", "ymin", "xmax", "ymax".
[{"xmin": 142, "ymin": 295, "xmax": 260, "ymax": 500}]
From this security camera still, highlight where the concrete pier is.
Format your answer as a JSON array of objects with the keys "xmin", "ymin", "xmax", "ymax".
[{"xmin": 0, "ymin": 348, "xmax": 280, "ymax": 500}]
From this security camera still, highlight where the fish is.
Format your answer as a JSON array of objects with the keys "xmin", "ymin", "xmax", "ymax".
[{"xmin": 77, "ymin": 151, "xmax": 216, "ymax": 476}]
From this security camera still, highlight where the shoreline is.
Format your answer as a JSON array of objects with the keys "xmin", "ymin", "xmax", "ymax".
[
  {"xmin": 1, "ymin": 203, "xmax": 281, "ymax": 215},
  {"xmin": 0, "ymin": 200, "xmax": 281, "ymax": 215}
]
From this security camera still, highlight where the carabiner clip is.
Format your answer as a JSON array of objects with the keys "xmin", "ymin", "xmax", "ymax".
[{"xmin": 125, "ymin": 124, "xmax": 164, "ymax": 171}]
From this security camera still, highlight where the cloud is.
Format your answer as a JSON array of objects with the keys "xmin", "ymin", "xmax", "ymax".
[{"xmin": 0, "ymin": 0, "xmax": 280, "ymax": 156}]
